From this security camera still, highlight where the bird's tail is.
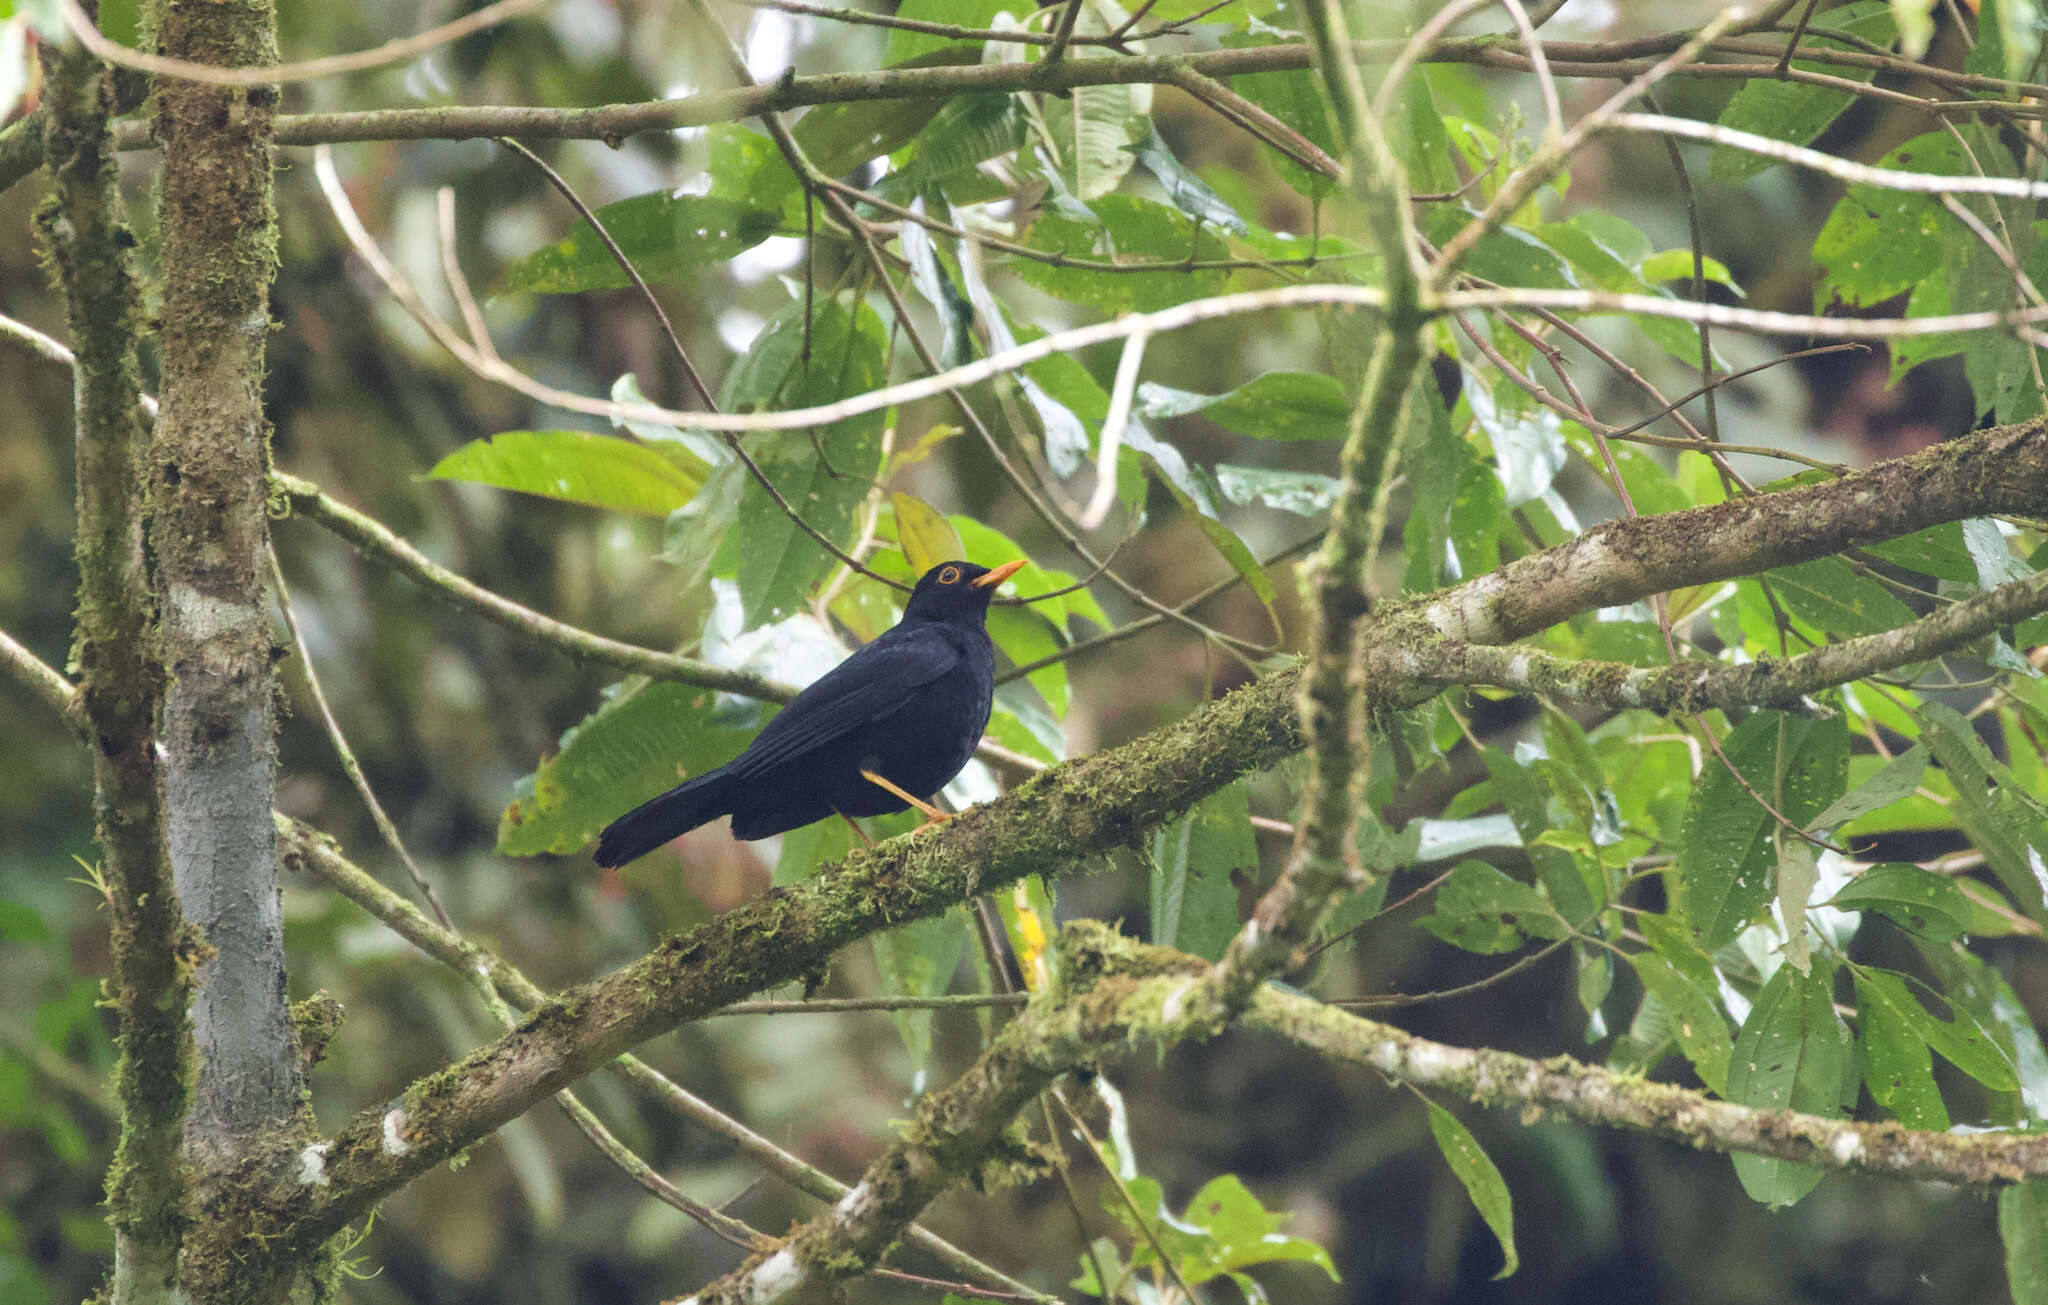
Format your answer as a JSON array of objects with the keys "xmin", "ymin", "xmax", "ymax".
[{"xmin": 593, "ymin": 770, "xmax": 734, "ymax": 867}]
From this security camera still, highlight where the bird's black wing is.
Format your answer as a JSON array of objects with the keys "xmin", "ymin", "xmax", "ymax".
[{"xmin": 726, "ymin": 628, "xmax": 961, "ymax": 777}]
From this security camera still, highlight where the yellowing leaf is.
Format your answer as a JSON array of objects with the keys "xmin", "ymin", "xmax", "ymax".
[{"xmin": 892, "ymin": 492, "xmax": 964, "ymax": 573}]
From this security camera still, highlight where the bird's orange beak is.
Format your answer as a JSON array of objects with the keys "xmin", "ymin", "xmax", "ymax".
[{"xmin": 972, "ymin": 559, "xmax": 1028, "ymax": 589}]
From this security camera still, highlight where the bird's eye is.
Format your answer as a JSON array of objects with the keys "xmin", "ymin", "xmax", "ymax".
[{"xmin": 937, "ymin": 565, "xmax": 962, "ymax": 585}]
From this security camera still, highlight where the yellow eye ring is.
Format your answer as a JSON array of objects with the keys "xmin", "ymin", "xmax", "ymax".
[{"xmin": 937, "ymin": 565, "xmax": 962, "ymax": 585}]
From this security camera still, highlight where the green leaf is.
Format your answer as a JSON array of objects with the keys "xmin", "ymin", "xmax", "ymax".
[
  {"xmin": 1130, "ymin": 123, "xmax": 1246, "ymax": 232},
  {"xmin": 1137, "ymin": 371, "xmax": 1350, "ymax": 441},
  {"xmin": 425, "ymin": 429, "xmax": 707, "ymax": 515},
  {"xmin": 1012, "ymin": 194, "xmax": 1232, "ymax": 311},
  {"xmin": 899, "ymin": 209, "xmax": 977, "ymax": 369},
  {"xmin": 1962, "ymin": 516, "xmax": 2035, "ymax": 591},
  {"xmin": 1855, "ymin": 967, "xmax": 2018, "ymax": 1091},
  {"xmin": 874, "ymin": 909, "xmax": 967, "ymax": 1071},
  {"xmin": 2004, "ymin": 1182, "xmax": 2048, "ymax": 1305},
  {"xmin": 1630, "ymin": 953, "xmax": 1732, "ymax": 1094},
  {"xmin": 1813, "ymin": 131, "xmax": 1966, "ymax": 308},
  {"xmin": 1855, "ymin": 967, "xmax": 1949, "ymax": 1129},
  {"xmin": 497, "ymin": 193, "xmax": 779, "ymax": 295},
  {"xmin": 1826, "ymin": 863, "xmax": 1973, "ymax": 941},
  {"xmin": 714, "ymin": 297, "xmax": 889, "ymax": 625},
  {"xmin": 1726, "ymin": 962, "xmax": 1853, "ymax": 1207},
  {"xmin": 0, "ymin": 897, "xmax": 49, "ymax": 944},
  {"xmin": 1137, "ymin": 451, "xmax": 1277, "ymax": 615},
  {"xmin": 1675, "ymin": 711, "xmax": 1849, "ymax": 950},
  {"xmin": 1861, "ymin": 521, "xmax": 1980, "ymax": 582},
  {"xmin": 883, "ymin": 0, "xmax": 1009, "ymax": 62},
  {"xmin": 1222, "ymin": 59, "xmax": 1337, "ymax": 197},
  {"xmin": 1639, "ymin": 248, "xmax": 1744, "ymax": 295},
  {"xmin": 1419, "ymin": 861, "xmax": 1568, "ymax": 954},
  {"xmin": 1777, "ymin": 835, "xmax": 1819, "ymax": 974},
  {"xmin": 1809, "ymin": 745, "xmax": 1928, "ymax": 833},
  {"xmin": 1214, "ymin": 464, "xmax": 1337, "ymax": 516},
  {"xmin": 1709, "ymin": 3, "xmax": 1896, "ymax": 181},
  {"xmin": 881, "ymin": 94, "xmax": 1030, "ymax": 201},
  {"xmin": 988, "ymin": 605, "xmax": 1067, "ymax": 716},
  {"xmin": 1425, "ymin": 1101, "xmax": 1518, "ymax": 1279},
  {"xmin": 1042, "ymin": 18, "xmax": 1150, "ymax": 201},
  {"xmin": 1465, "ymin": 376, "xmax": 1568, "ymax": 508},
  {"xmin": 1423, "ymin": 206, "xmax": 1576, "ymax": 290},
  {"xmin": 1149, "ymin": 783, "xmax": 1254, "ymax": 961},
  {"xmin": 1918, "ymin": 702, "xmax": 2048, "ymax": 918},
  {"xmin": 1765, "ymin": 556, "xmax": 1918, "ymax": 639},
  {"xmin": 1121, "ymin": 1173, "xmax": 1339, "ymax": 1286},
  {"xmin": 774, "ymin": 818, "xmax": 856, "ymax": 887},
  {"xmin": 499, "ymin": 680, "xmax": 759, "ymax": 858}
]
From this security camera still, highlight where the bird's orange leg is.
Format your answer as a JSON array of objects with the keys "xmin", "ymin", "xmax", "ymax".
[
  {"xmin": 834, "ymin": 809, "xmax": 875, "ymax": 848},
  {"xmin": 859, "ymin": 769, "xmax": 953, "ymax": 830}
]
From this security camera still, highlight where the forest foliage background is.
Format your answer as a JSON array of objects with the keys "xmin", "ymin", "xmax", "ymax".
[{"xmin": 5, "ymin": 0, "xmax": 2048, "ymax": 1302}]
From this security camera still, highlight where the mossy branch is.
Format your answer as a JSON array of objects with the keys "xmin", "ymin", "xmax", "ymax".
[
  {"xmin": 278, "ymin": 816, "xmax": 1045, "ymax": 1302},
  {"xmin": 688, "ymin": 921, "xmax": 2048, "ymax": 1305},
  {"xmin": 6, "ymin": 421, "xmax": 2047, "ymax": 1288},
  {"xmin": 6, "ymin": 20, "xmax": 2042, "ymax": 192},
  {"xmin": 37, "ymin": 27, "xmax": 191, "ymax": 1302}
]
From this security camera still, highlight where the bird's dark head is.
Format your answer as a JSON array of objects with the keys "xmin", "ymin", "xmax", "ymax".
[{"xmin": 901, "ymin": 559, "xmax": 1027, "ymax": 623}]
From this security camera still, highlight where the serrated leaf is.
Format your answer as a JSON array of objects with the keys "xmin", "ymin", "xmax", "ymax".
[
  {"xmin": 426, "ymin": 429, "xmax": 707, "ymax": 515},
  {"xmin": 1149, "ymin": 783, "xmax": 1253, "ymax": 960},
  {"xmin": 1425, "ymin": 1102, "xmax": 1518, "ymax": 1280},
  {"xmin": 1826, "ymin": 863, "xmax": 1973, "ymax": 941},
  {"xmin": 1726, "ymin": 962, "xmax": 1853, "ymax": 1207},
  {"xmin": 1676, "ymin": 712, "xmax": 1849, "ymax": 949},
  {"xmin": 1137, "ymin": 371, "xmax": 1350, "ymax": 441},
  {"xmin": 497, "ymin": 193, "xmax": 779, "ymax": 295}
]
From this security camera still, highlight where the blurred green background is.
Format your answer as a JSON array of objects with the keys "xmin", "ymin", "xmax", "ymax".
[{"xmin": 0, "ymin": 2, "xmax": 2020, "ymax": 1302}]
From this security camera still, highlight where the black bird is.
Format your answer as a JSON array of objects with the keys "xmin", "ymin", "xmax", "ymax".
[{"xmin": 593, "ymin": 558, "xmax": 1027, "ymax": 866}]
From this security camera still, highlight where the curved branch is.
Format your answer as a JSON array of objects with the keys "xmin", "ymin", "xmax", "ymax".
[
  {"xmin": 687, "ymin": 921, "xmax": 2048, "ymax": 1304},
  {"xmin": 13, "ymin": 424, "xmax": 2044, "ymax": 1283},
  {"xmin": 1408, "ymin": 566, "xmax": 2048, "ymax": 713},
  {"xmin": 275, "ymin": 471, "xmax": 793, "ymax": 700}
]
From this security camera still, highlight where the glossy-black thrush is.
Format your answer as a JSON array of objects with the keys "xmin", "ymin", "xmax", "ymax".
[{"xmin": 593, "ymin": 558, "xmax": 1026, "ymax": 866}]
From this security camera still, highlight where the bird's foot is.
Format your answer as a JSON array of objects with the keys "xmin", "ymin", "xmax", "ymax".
[
  {"xmin": 859, "ymin": 769, "xmax": 952, "ymax": 824},
  {"xmin": 834, "ymin": 809, "xmax": 875, "ymax": 848}
]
